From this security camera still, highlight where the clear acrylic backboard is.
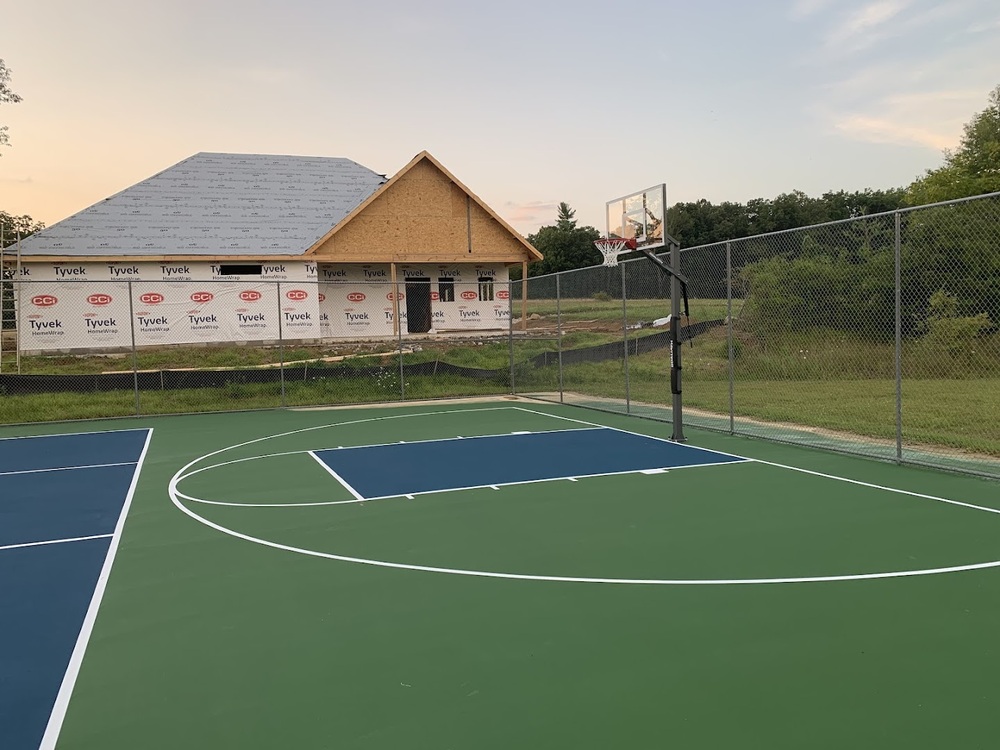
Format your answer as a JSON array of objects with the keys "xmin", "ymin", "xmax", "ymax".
[{"xmin": 605, "ymin": 184, "xmax": 666, "ymax": 251}]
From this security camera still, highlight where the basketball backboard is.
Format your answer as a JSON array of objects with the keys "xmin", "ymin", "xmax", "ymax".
[{"xmin": 605, "ymin": 184, "xmax": 666, "ymax": 251}]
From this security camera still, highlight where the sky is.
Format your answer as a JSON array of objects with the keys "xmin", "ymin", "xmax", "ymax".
[{"xmin": 1, "ymin": 0, "xmax": 999, "ymax": 238}]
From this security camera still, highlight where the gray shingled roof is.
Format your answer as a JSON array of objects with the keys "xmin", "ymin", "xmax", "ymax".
[{"xmin": 17, "ymin": 152, "xmax": 387, "ymax": 257}]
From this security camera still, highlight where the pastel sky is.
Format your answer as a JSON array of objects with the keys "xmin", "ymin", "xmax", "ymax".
[{"xmin": 1, "ymin": 0, "xmax": 999, "ymax": 237}]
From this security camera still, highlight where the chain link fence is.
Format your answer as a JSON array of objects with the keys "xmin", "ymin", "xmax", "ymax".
[
  {"xmin": 2, "ymin": 193, "xmax": 998, "ymax": 479},
  {"xmin": 517, "ymin": 192, "xmax": 1000, "ymax": 479}
]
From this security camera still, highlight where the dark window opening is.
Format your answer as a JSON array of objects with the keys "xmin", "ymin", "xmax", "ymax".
[
  {"xmin": 478, "ymin": 277, "xmax": 494, "ymax": 301},
  {"xmin": 219, "ymin": 264, "xmax": 262, "ymax": 275},
  {"xmin": 438, "ymin": 278, "xmax": 455, "ymax": 302}
]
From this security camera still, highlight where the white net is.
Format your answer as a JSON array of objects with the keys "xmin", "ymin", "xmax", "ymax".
[{"xmin": 594, "ymin": 238, "xmax": 630, "ymax": 267}]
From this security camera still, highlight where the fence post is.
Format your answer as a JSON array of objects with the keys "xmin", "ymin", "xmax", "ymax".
[
  {"xmin": 128, "ymin": 280, "xmax": 140, "ymax": 415},
  {"xmin": 15, "ymin": 232, "xmax": 21, "ymax": 374},
  {"xmin": 726, "ymin": 241, "xmax": 734, "ymax": 434},
  {"xmin": 508, "ymin": 279, "xmax": 515, "ymax": 395},
  {"xmin": 556, "ymin": 274, "xmax": 564, "ymax": 403},
  {"xmin": 398, "ymin": 283, "xmax": 405, "ymax": 402},
  {"xmin": 277, "ymin": 281, "xmax": 286, "ymax": 407},
  {"xmin": 621, "ymin": 262, "xmax": 630, "ymax": 414},
  {"xmin": 894, "ymin": 211, "xmax": 903, "ymax": 462}
]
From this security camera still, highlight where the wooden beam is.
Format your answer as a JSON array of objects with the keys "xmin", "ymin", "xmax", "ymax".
[
  {"xmin": 521, "ymin": 261, "xmax": 528, "ymax": 331},
  {"xmin": 390, "ymin": 262, "xmax": 399, "ymax": 337},
  {"xmin": 308, "ymin": 253, "xmax": 531, "ymax": 264}
]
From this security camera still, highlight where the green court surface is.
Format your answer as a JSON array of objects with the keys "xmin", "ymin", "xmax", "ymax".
[{"xmin": 7, "ymin": 398, "xmax": 1000, "ymax": 749}]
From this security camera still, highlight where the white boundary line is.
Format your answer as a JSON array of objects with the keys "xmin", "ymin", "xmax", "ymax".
[
  {"xmin": 0, "ymin": 533, "xmax": 114, "ymax": 552},
  {"xmin": 510, "ymin": 406, "xmax": 1000, "ymax": 516},
  {"xmin": 359, "ymin": 458, "xmax": 746, "ymax": 503},
  {"xmin": 307, "ymin": 451, "xmax": 366, "ymax": 502},
  {"xmin": 322, "ymin": 426, "xmax": 601, "ymax": 453},
  {"xmin": 0, "ymin": 427, "xmax": 151, "ymax": 442},
  {"xmin": 168, "ymin": 406, "xmax": 1000, "ymax": 586},
  {"xmin": 167, "ymin": 407, "xmax": 532, "ymax": 508},
  {"xmin": 0, "ymin": 461, "xmax": 137, "ymax": 478},
  {"xmin": 39, "ymin": 428, "xmax": 154, "ymax": 750},
  {"xmin": 511, "ymin": 406, "xmax": 752, "ymax": 462},
  {"xmin": 176, "ymin": 427, "xmax": 747, "ymax": 507}
]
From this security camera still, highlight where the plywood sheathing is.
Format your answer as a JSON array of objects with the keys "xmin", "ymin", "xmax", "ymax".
[{"xmin": 307, "ymin": 151, "xmax": 542, "ymax": 265}]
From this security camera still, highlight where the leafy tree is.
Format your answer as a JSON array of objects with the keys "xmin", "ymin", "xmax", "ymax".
[
  {"xmin": 1, "ymin": 211, "xmax": 43, "ymax": 240},
  {"xmin": 524, "ymin": 204, "xmax": 600, "ymax": 276},
  {"xmin": 1, "ymin": 212, "xmax": 44, "ymax": 329},
  {"xmin": 0, "ymin": 59, "xmax": 23, "ymax": 154},
  {"xmin": 908, "ymin": 84, "xmax": 1000, "ymax": 204}
]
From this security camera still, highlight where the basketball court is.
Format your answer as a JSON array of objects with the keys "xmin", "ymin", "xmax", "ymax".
[{"xmin": 3, "ymin": 399, "xmax": 1000, "ymax": 749}]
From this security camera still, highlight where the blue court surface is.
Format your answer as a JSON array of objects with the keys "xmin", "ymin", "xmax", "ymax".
[
  {"xmin": 0, "ymin": 429, "xmax": 151, "ymax": 750},
  {"xmin": 312, "ymin": 427, "xmax": 747, "ymax": 500}
]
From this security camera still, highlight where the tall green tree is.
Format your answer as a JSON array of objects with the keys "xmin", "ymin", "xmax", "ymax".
[
  {"xmin": 908, "ymin": 84, "xmax": 1000, "ymax": 204},
  {"xmin": 555, "ymin": 202, "xmax": 576, "ymax": 230},
  {"xmin": 525, "ymin": 203, "xmax": 600, "ymax": 276},
  {"xmin": 0, "ymin": 59, "xmax": 23, "ymax": 154}
]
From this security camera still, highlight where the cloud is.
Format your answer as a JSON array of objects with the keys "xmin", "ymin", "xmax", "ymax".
[
  {"xmin": 821, "ymin": 82, "xmax": 977, "ymax": 151},
  {"xmin": 833, "ymin": 115, "xmax": 957, "ymax": 150},
  {"xmin": 825, "ymin": 0, "xmax": 912, "ymax": 49},
  {"xmin": 808, "ymin": 0, "xmax": 1000, "ymax": 153}
]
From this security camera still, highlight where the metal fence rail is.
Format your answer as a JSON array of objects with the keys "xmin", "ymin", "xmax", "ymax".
[{"xmin": 2, "ymin": 193, "xmax": 998, "ymax": 479}]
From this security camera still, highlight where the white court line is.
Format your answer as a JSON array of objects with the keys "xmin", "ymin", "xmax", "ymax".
[
  {"xmin": 174, "ymin": 406, "xmax": 525, "ymax": 481},
  {"xmin": 307, "ymin": 451, "xmax": 366, "ymax": 502},
  {"xmin": 0, "ymin": 461, "xmax": 137, "ymax": 478},
  {"xmin": 512, "ymin": 406, "xmax": 752, "ymax": 462},
  {"xmin": 170, "ymin": 404, "xmax": 1000, "ymax": 585},
  {"xmin": 171, "ymin": 456, "xmax": 1000, "ymax": 586},
  {"xmin": 177, "ymin": 425, "xmax": 602, "ymax": 483},
  {"xmin": 39, "ymin": 428, "xmax": 154, "ymax": 750},
  {"xmin": 323, "ymin": 426, "xmax": 600, "ymax": 454},
  {"xmin": 0, "ymin": 533, "xmax": 114, "ymax": 552},
  {"xmin": 510, "ymin": 406, "xmax": 1000, "ymax": 516},
  {"xmin": 359, "ymin": 459, "xmax": 746, "ymax": 503},
  {"xmin": 0, "ymin": 427, "xmax": 151, "ymax": 442},
  {"xmin": 176, "ymin": 424, "xmax": 746, "ymax": 508}
]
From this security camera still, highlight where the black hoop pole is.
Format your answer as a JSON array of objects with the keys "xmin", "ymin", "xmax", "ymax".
[{"xmin": 636, "ymin": 238, "xmax": 687, "ymax": 442}]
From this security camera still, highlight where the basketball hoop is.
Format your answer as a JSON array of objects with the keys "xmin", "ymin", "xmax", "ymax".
[{"xmin": 594, "ymin": 237, "xmax": 637, "ymax": 267}]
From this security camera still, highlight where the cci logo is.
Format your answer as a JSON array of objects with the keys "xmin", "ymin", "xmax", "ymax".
[
  {"xmin": 239, "ymin": 290, "xmax": 262, "ymax": 302},
  {"xmin": 140, "ymin": 293, "xmax": 165, "ymax": 304},
  {"xmin": 430, "ymin": 292, "xmax": 439, "ymax": 301},
  {"xmin": 497, "ymin": 290, "xmax": 510, "ymax": 300},
  {"xmin": 386, "ymin": 292, "xmax": 404, "ymax": 301},
  {"xmin": 88, "ymin": 294, "xmax": 113, "ymax": 306},
  {"xmin": 460, "ymin": 291, "xmax": 478, "ymax": 300},
  {"xmin": 318, "ymin": 293, "xmax": 326, "ymax": 302},
  {"xmin": 347, "ymin": 292, "xmax": 366, "ymax": 302},
  {"xmin": 190, "ymin": 292, "xmax": 214, "ymax": 303},
  {"xmin": 286, "ymin": 289, "xmax": 308, "ymax": 301},
  {"xmin": 31, "ymin": 295, "xmax": 58, "ymax": 307}
]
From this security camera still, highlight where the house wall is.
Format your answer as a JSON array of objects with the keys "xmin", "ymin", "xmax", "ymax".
[{"xmin": 15, "ymin": 260, "xmax": 509, "ymax": 352}]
